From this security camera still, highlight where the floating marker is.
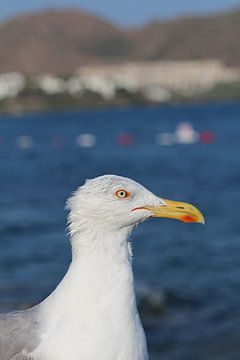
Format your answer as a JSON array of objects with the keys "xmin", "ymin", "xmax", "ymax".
[
  {"xmin": 156, "ymin": 133, "xmax": 175, "ymax": 146},
  {"xmin": 76, "ymin": 134, "xmax": 96, "ymax": 148},
  {"xmin": 16, "ymin": 135, "xmax": 33, "ymax": 149},
  {"xmin": 175, "ymin": 122, "xmax": 199, "ymax": 144},
  {"xmin": 199, "ymin": 131, "xmax": 215, "ymax": 144},
  {"xmin": 117, "ymin": 133, "xmax": 133, "ymax": 146}
]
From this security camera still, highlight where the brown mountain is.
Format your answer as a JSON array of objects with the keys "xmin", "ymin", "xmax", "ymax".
[
  {"xmin": 0, "ymin": 9, "xmax": 133, "ymax": 75},
  {"xmin": 0, "ymin": 8, "xmax": 240, "ymax": 75},
  {"xmin": 132, "ymin": 10, "xmax": 240, "ymax": 66}
]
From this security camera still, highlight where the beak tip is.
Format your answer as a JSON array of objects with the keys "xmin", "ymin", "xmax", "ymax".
[{"xmin": 197, "ymin": 214, "xmax": 205, "ymax": 225}]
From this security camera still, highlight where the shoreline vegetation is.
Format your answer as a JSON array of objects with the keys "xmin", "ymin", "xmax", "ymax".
[{"xmin": 1, "ymin": 79, "xmax": 240, "ymax": 115}]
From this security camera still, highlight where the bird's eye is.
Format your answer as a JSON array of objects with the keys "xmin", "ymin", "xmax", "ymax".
[{"xmin": 115, "ymin": 189, "xmax": 131, "ymax": 199}]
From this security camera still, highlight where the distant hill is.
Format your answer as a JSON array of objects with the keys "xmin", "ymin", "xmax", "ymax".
[
  {"xmin": 0, "ymin": 8, "xmax": 240, "ymax": 75},
  {"xmin": 132, "ymin": 10, "xmax": 240, "ymax": 66}
]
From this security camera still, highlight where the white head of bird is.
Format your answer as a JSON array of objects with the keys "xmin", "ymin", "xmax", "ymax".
[{"xmin": 67, "ymin": 174, "xmax": 204, "ymax": 244}]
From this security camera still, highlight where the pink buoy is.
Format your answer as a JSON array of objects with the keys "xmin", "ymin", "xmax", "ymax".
[
  {"xmin": 199, "ymin": 131, "xmax": 215, "ymax": 144},
  {"xmin": 117, "ymin": 133, "xmax": 133, "ymax": 147},
  {"xmin": 175, "ymin": 122, "xmax": 199, "ymax": 144}
]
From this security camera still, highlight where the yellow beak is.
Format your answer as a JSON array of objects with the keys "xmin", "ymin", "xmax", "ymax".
[{"xmin": 144, "ymin": 199, "xmax": 205, "ymax": 224}]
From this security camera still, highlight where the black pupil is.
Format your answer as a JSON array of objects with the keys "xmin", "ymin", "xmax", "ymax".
[{"xmin": 120, "ymin": 192, "xmax": 125, "ymax": 196}]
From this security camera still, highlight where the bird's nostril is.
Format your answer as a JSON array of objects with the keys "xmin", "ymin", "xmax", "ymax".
[{"xmin": 176, "ymin": 206, "xmax": 185, "ymax": 209}]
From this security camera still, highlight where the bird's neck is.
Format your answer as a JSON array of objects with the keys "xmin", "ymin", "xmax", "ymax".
[
  {"xmin": 71, "ymin": 224, "xmax": 132, "ymax": 263},
  {"xmin": 44, "ymin": 225, "xmax": 135, "ymax": 312},
  {"xmin": 37, "ymin": 226, "xmax": 148, "ymax": 360}
]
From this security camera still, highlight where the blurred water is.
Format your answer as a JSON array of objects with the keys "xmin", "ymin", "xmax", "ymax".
[{"xmin": 0, "ymin": 102, "xmax": 240, "ymax": 359}]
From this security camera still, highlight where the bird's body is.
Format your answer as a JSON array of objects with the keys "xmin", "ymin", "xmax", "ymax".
[{"xmin": 0, "ymin": 175, "xmax": 204, "ymax": 360}]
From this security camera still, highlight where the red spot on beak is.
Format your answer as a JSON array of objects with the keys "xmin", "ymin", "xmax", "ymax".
[{"xmin": 181, "ymin": 215, "xmax": 197, "ymax": 223}]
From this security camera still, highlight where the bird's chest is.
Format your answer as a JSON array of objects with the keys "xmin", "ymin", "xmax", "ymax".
[{"xmin": 32, "ymin": 305, "xmax": 148, "ymax": 360}]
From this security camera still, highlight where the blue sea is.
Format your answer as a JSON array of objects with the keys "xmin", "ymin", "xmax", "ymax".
[{"xmin": 0, "ymin": 102, "xmax": 240, "ymax": 359}]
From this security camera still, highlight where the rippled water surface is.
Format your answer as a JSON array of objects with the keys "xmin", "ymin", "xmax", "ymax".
[{"xmin": 0, "ymin": 102, "xmax": 240, "ymax": 359}]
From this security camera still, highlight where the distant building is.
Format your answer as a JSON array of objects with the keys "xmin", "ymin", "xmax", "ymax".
[
  {"xmin": 79, "ymin": 75, "xmax": 115, "ymax": 99},
  {"xmin": 66, "ymin": 77, "xmax": 83, "ymax": 96},
  {"xmin": 0, "ymin": 72, "xmax": 26, "ymax": 100},
  {"xmin": 76, "ymin": 60, "xmax": 240, "ymax": 95},
  {"xmin": 1, "ymin": 59, "xmax": 239, "ymax": 103},
  {"xmin": 36, "ymin": 75, "xmax": 66, "ymax": 95}
]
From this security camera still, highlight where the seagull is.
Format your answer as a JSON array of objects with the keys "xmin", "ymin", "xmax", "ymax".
[{"xmin": 0, "ymin": 175, "xmax": 204, "ymax": 360}]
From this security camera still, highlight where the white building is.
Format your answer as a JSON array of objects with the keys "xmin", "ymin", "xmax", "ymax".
[
  {"xmin": 76, "ymin": 60, "xmax": 240, "ymax": 95},
  {"xmin": 36, "ymin": 75, "xmax": 66, "ymax": 95},
  {"xmin": 0, "ymin": 72, "xmax": 26, "ymax": 100}
]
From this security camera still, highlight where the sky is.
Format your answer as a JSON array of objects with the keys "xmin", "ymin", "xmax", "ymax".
[{"xmin": 1, "ymin": 0, "xmax": 240, "ymax": 26}]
